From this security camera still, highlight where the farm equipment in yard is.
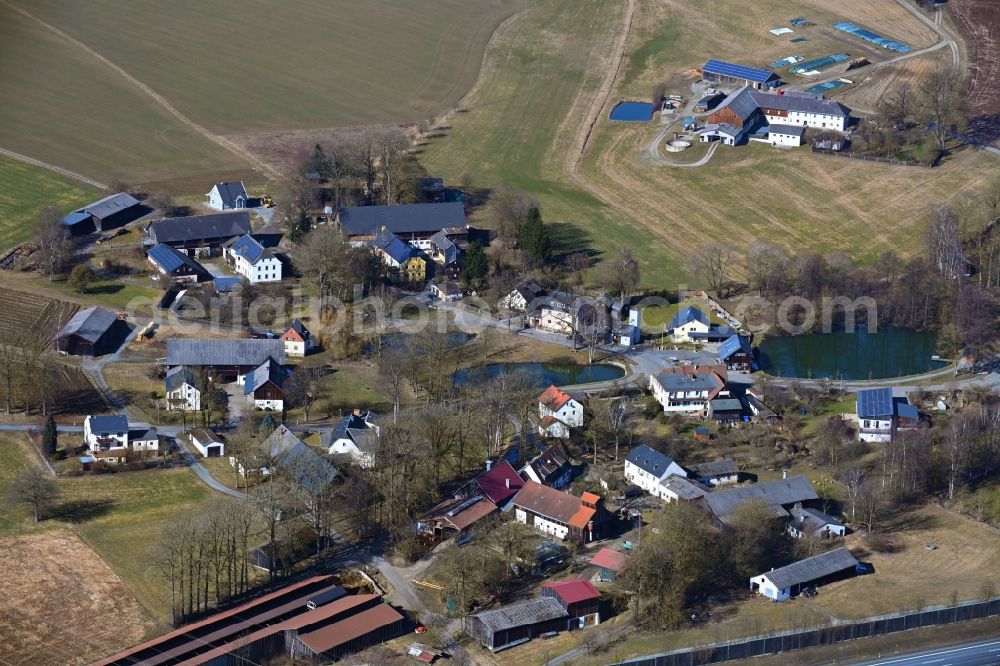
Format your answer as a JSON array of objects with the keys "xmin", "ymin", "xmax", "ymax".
[{"xmin": 260, "ymin": 195, "xmax": 274, "ymax": 208}]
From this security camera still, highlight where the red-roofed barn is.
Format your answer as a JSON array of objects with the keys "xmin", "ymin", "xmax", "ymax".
[{"xmin": 541, "ymin": 579, "xmax": 601, "ymax": 627}]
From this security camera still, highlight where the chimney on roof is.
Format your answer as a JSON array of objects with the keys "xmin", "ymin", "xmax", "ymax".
[
  {"xmin": 782, "ymin": 469, "xmax": 788, "ymax": 479},
  {"xmin": 506, "ymin": 478, "xmax": 510, "ymax": 489},
  {"xmin": 353, "ymin": 408, "xmax": 361, "ymax": 417},
  {"xmin": 485, "ymin": 459, "xmax": 493, "ymax": 472}
]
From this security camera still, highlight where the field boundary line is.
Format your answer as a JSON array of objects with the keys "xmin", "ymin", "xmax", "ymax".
[
  {"xmin": 0, "ymin": 0, "xmax": 280, "ymax": 181},
  {"xmin": 0, "ymin": 146, "xmax": 107, "ymax": 190}
]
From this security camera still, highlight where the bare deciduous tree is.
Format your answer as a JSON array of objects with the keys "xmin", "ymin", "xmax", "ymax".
[
  {"xmin": 690, "ymin": 242, "xmax": 735, "ymax": 293},
  {"xmin": 6, "ymin": 467, "xmax": 60, "ymax": 523}
]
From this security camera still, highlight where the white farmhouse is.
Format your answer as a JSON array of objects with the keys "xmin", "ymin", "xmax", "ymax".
[
  {"xmin": 224, "ymin": 234, "xmax": 282, "ymax": 284},
  {"xmin": 129, "ymin": 427, "xmax": 160, "ymax": 454},
  {"xmin": 768, "ymin": 124, "xmax": 806, "ymax": 147},
  {"xmin": 511, "ymin": 481, "xmax": 601, "ymax": 544},
  {"xmin": 538, "ymin": 385, "xmax": 584, "ymax": 438},
  {"xmin": 207, "ymin": 181, "xmax": 249, "ymax": 211},
  {"xmin": 670, "ymin": 306, "xmax": 711, "ymax": 342},
  {"xmin": 649, "ymin": 366, "xmax": 726, "ymax": 413},
  {"xmin": 624, "ymin": 444, "xmax": 687, "ymax": 499},
  {"xmin": 323, "ymin": 409, "xmax": 380, "ymax": 468},
  {"xmin": 856, "ymin": 388, "xmax": 919, "ymax": 442},
  {"xmin": 83, "ymin": 414, "xmax": 129, "ymax": 452},
  {"xmin": 751, "ymin": 89, "xmax": 850, "ymax": 132},
  {"xmin": 787, "ymin": 505, "xmax": 847, "ymax": 539},
  {"xmin": 499, "ymin": 280, "xmax": 544, "ymax": 312},
  {"xmin": 165, "ymin": 366, "xmax": 200, "ymax": 411}
]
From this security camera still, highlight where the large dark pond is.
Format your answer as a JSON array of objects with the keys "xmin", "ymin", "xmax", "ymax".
[
  {"xmin": 757, "ymin": 328, "xmax": 946, "ymax": 380},
  {"xmin": 452, "ymin": 362, "xmax": 625, "ymax": 388}
]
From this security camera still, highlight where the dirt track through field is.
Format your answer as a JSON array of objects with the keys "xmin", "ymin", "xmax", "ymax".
[
  {"xmin": 0, "ymin": 147, "xmax": 107, "ymax": 190},
  {"xmin": 1, "ymin": 0, "xmax": 279, "ymax": 181}
]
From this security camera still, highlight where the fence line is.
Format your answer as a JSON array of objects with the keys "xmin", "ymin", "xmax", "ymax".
[
  {"xmin": 810, "ymin": 147, "xmax": 935, "ymax": 168},
  {"xmin": 611, "ymin": 597, "xmax": 1000, "ymax": 666}
]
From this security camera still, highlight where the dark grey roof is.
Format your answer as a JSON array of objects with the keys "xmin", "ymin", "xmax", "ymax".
[
  {"xmin": 286, "ymin": 319, "xmax": 309, "ymax": 339},
  {"xmin": 148, "ymin": 244, "xmax": 206, "ymax": 275},
  {"xmin": 165, "ymin": 365, "xmax": 197, "ymax": 392},
  {"xmin": 703, "ymin": 476, "xmax": 818, "ymax": 524},
  {"xmin": 750, "ymin": 89, "xmax": 850, "ymax": 117},
  {"xmin": 660, "ymin": 475, "xmax": 707, "ymax": 500},
  {"xmin": 710, "ymin": 398, "xmax": 744, "ymax": 412},
  {"xmin": 652, "ymin": 372, "xmax": 720, "ymax": 393},
  {"xmin": 515, "ymin": 280, "xmax": 544, "ymax": 302},
  {"xmin": 211, "ymin": 181, "xmax": 248, "ymax": 208},
  {"xmin": 688, "ymin": 459, "xmax": 738, "ymax": 478},
  {"xmin": 244, "ymin": 358, "xmax": 288, "ymax": 394},
  {"xmin": 768, "ymin": 124, "xmax": 807, "ymax": 137},
  {"xmin": 149, "ymin": 212, "xmax": 252, "ymax": 244},
  {"xmin": 166, "ymin": 339, "xmax": 285, "ymax": 366},
  {"xmin": 713, "ymin": 87, "xmax": 760, "ymax": 121},
  {"xmin": 470, "ymin": 597, "xmax": 567, "ymax": 632},
  {"xmin": 339, "ymin": 202, "xmax": 467, "ymax": 237},
  {"xmin": 626, "ymin": 444, "xmax": 679, "ymax": 479},
  {"xmin": 87, "ymin": 414, "xmax": 128, "ymax": 434},
  {"xmin": 719, "ymin": 334, "xmax": 751, "ymax": 361},
  {"xmin": 262, "ymin": 426, "xmax": 337, "ymax": 493},
  {"xmin": 758, "ymin": 547, "xmax": 858, "ymax": 590},
  {"xmin": 130, "ymin": 427, "xmax": 158, "ymax": 441},
  {"xmin": 56, "ymin": 307, "xmax": 117, "ymax": 343},
  {"xmin": 79, "ymin": 192, "xmax": 141, "ymax": 220},
  {"xmin": 671, "ymin": 306, "xmax": 709, "ymax": 328},
  {"xmin": 790, "ymin": 505, "xmax": 843, "ymax": 532}
]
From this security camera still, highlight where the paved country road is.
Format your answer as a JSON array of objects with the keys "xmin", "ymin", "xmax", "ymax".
[{"xmin": 847, "ymin": 636, "xmax": 1000, "ymax": 666}]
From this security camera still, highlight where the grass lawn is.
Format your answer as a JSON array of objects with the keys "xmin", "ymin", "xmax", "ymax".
[
  {"xmin": 57, "ymin": 467, "xmax": 217, "ymax": 620},
  {"xmin": 0, "ymin": 433, "xmax": 37, "ymax": 534},
  {"xmin": 641, "ymin": 301, "xmax": 728, "ymax": 333},
  {"xmin": 0, "ymin": 155, "xmax": 98, "ymax": 252}
]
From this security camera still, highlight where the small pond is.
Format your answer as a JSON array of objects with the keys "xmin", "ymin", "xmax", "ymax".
[
  {"xmin": 610, "ymin": 101, "xmax": 655, "ymax": 122},
  {"xmin": 453, "ymin": 362, "xmax": 625, "ymax": 388},
  {"xmin": 757, "ymin": 328, "xmax": 946, "ymax": 380}
]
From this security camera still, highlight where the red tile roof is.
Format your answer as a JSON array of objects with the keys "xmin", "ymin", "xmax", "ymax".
[
  {"xmin": 590, "ymin": 548, "xmax": 626, "ymax": 572},
  {"xmin": 568, "ymin": 505, "xmax": 596, "ymax": 529},
  {"xmin": 539, "ymin": 385, "xmax": 573, "ymax": 411},
  {"xmin": 475, "ymin": 460, "xmax": 525, "ymax": 505},
  {"xmin": 299, "ymin": 603, "xmax": 404, "ymax": 653},
  {"xmin": 542, "ymin": 579, "xmax": 600, "ymax": 604},
  {"xmin": 514, "ymin": 481, "xmax": 590, "ymax": 526}
]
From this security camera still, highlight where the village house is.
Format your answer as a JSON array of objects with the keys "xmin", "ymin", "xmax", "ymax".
[
  {"xmin": 499, "ymin": 280, "xmax": 544, "ymax": 312},
  {"xmin": 697, "ymin": 474, "xmax": 819, "ymax": 526},
  {"xmin": 165, "ymin": 366, "xmax": 200, "ymax": 411},
  {"xmin": 53, "ymin": 306, "xmax": 125, "ymax": 357},
  {"xmin": 338, "ymin": 202, "xmax": 468, "ymax": 248},
  {"xmin": 511, "ymin": 481, "xmax": 604, "ymax": 543},
  {"xmin": 701, "ymin": 59, "xmax": 781, "ymax": 90},
  {"xmin": 624, "ymin": 444, "xmax": 688, "ymax": 499},
  {"xmin": 670, "ymin": 306, "xmax": 710, "ymax": 342},
  {"xmin": 718, "ymin": 334, "xmax": 753, "ymax": 372},
  {"xmin": 702, "ymin": 86, "xmax": 851, "ymax": 147},
  {"xmin": 659, "ymin": 475, "xmax": 709, "ymax": 503},
  {"xmin": 464, "ymin": 579, "xmax": 600, "ymax": 652},
  {"xmin": 129, "ymin": 427, "xmax": 160, "ymax": 455},
  {"xmin": 787, "ymin": 505, "xmax": 847, "ymax": 539},
  {"xmin": 224, "ymin": 234, "xmax": 282, "ymax": 283},
  {"xmin": 82, "ymin": 415, "xmax": 157, "ymax": 463},
  {"xmin": 244, "ymin": 358, "xmax": 289, "ymax": 411},
  {"xmin": 856, "ymin": 388, "xmax": 919, "ymax": 442},
  {"xmin": 648, "ymin": 365, "xmax": 727, "ymax": 413},
  {"xmin": 686, "ymin": 459, "xmax": 739, "ymax": 486},
  {"xmin": 190, "ymin": 428, "xmax": 225, "ymax": 458},
  {"xmin": 371, "ymin": 229, "xmax": 426, "ymax": 282},
  {"xmin": 207, "ymin": 181, "xmax": 249, "ymax": 211},
  {"xmin": 708, "ymin": 397, "xmax": 747, "ymax": 422},
  {"xmin": 415, "ymin": 462, "xmax": 524, "ymax": 541},
  {"xmin": 166, "ymin": 339, "xmax": 285, "ymax": 384},
  {"xmin": 750, "ymin": 547, "xmax": 860, "ymax": 601},
  {"xmin": 147, "ymin": 243, "xmax": 209, "ymax": 283},
  {"xmin": 147, "ymin": 212, "xmax": 252, "ymax": 257},
  {"xmin": 240, "ymin": 426, "xmax": 337, "ymax": 490},
  {"xmin": 428, "ymin": 229, "xmax": 464, "ymax": 278},
  {"xmin": 540, "ymin": 579, "xmax": 601, "ymax": 628},
  {"xmin": 280, "ymin": 320, "xmax": 311, "ymax": 358},
  {"xmin": 60, "ymin": 192, "xmax": 146, "ymax": 235},
  {"xmin": 521, "ymin": 444, "xmax": 573, "ymax": 489},
  {"xmin": 590, "ymin": 547, "xmax": 626, "ymax": 582},
  {"xmin": 323, "ymin": 409, "xmax": 380, "ymax": 468},
  {"xmin": 537, "ymin": 385, "xmax": 584, "ymax": 438},
  {"xmin": 430, "ymin": 281, "xmax": 463, "ymax": 301}
]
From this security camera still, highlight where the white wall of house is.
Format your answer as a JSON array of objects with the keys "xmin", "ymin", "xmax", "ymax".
[
  {"xmin": 858, "ymin": 417, "xmax": 893, "ymax": 442},
  {"xmin": 649, "ymin": 377, "xmax": 710, "ymax": 413},
  {"xmin": 131, "ymin": 437, "xmax": 159, "ymax": 452},
  {"xmin": 624, "ymin": 460, "xmax": 686, "ymax": 498},
  {"xmin": 788, "ymin": 523, "xmax": 847, "ymax": 539},
  {"xmin": 283, "ymin": 338, "xmax": 306, "ymax": 358},
  {"xmin": 538, "ymin": 308, "xmax": 573, "ymax": 335},
  {"xmin": 83, "ymin": 418, "xmax": 128, "ymax": 450},
  {"xmin": 770, "ymin": 131, "xmax": 802, "ymax": 147},
  {"xmin": 251, "ymin": 397, "xmax": 283, "ymax": 411},
  {"xmin": 231, "ymin": 253, "xmax": 282, "ymax": 284},
  {"xmin": 207, "ymin": 185, "xmax": 247, "ymax": 211},
  {"xmin": 515, "ymin": 508, "xmax": 570, "ymax": 540},
  {"xmin": 539, "ymin": 398, "xmax": 583, "ymax": 428},
  {"xmin": 167, "ymin": 383, "xmax": 200, "ymax": 411},
  {"xmin": 326, "ymin": 438, "xmax": 375, "ymax": 468},
  {"xmin": 538, "ymin": 420, "xmax": 571, "ymax": 439},
  {"xmin": 192, "ymin": 437, "xmax": 224, "ymax": 457},
  {"xmin": 672, "ymin": 319, "xmax": 710, "ymax": 343},
  {"xmin": 762, "ymin": 111, "xmax": 845, "ymax": 132},
  {"xmin": 750, "ymin": 574, "xmax": 790, "ymax": 601},
  {"xmin": 500, "ymin": 291, "xmax": 528, "ymax": 311}
]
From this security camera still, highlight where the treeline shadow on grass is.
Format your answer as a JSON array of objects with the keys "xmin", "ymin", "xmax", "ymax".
[{"xmin": 55, "ymin": 498, "xmax": 116, "ymax": 523}]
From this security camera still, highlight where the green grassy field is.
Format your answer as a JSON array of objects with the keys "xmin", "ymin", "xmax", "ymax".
[
  {"xmin": 59, "ymin": 468, "xmax": 216, "ymax": 619},
  {"xmin": 420, "ymin": 0, "xmax": 991, "ymax": 287},
  {"xmin": 0, "ymin": 155, "xmax": 97, "ymax": 252},
  {"xmin": 0, "ymin": 434, "xmax": 35, "ymax": 533},
  {"xmin": 0, "ymin": 0, "xmax": 523, "ymax": 187}
]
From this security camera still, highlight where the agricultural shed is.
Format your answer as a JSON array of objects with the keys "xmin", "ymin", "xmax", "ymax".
[
  {"xmin": 147, "ymin": 212, "xmax": 252, "ymax": 254},
  {"xmin": 338, "ymin": 202, "xmax": 468, "ymax": 245},
  {"xmin": 750, "ymin": 547, "xmax": 859, "ymax": 600},
  {"xmin": 701, "ymin": 60, "xmax": 781, "ymax": 90},
  {"xmin": 147, "ymin": 244, "xmax": 208, "ymax": 282},
  {"xmin": 166, "ymin": 338, "xmax": 284, "ymax": 381},
  {"xmin": 590, "ymin": 548, "xmax": 626, "ymax": 581},
  {"xmin": 53, "ymin": 306, "xmax": 124, "ymax": 356},
  {"xmin": 698, "ymin": 475, "xmax": 818, "ymax": 525},
  {"xmin": 62, "ymin": 192, "xmax": 146, "ymax": 234},
  {"xmin": 464, "ymin": 597, "xmax": 569, "ymax": 651}
]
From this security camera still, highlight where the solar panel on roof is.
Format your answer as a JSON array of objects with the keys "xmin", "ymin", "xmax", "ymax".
[
  {"xmin": 148, "ymin": 244, "xmax": 185, "ymax": 272},
  {"xmin": 703, "ymin": 59, "xmax": 777, "ymax": 84},
  {"xmin": 857, "ymin": 388, "xmax": 893, "ymax": 419}
]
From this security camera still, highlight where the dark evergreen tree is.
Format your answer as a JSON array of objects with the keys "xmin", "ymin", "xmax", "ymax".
[
  {"xmin": 42, "ymin": 415, "xmax": 57, "ymax": 458},
  {"xmin": 303, "ymin": 143, "xmax": 332, "ymax": 180},
  {"xmin": 260, "ymin": 413, "xmax": 278, "ymax": 437},
  {"xmin": 520, "ymin": 208, "xmax": 551, "ymax": 267},
  {"xmin": 462, "ymin": 241, "xmax": 488, "ymax": 286}
]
